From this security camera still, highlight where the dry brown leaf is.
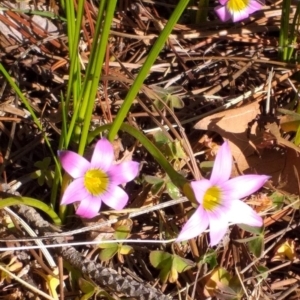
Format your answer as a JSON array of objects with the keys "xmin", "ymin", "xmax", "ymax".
[{"xmin": 194, "ymin": 101, "xmax": 300, "ymax": 194}]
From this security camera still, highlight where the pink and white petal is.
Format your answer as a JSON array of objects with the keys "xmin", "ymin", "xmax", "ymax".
[
  {"xmin": 91, "ymin": 138, "xmax": 114, "ymax": 171},
  {"xmin": 219, "ymin": 0, "xmax": 229, "ymax": 5},
  {"xmin": 101, "ymin": 185, "xmax": 129, "ymax": 210},
  {"xmin": 176, "ymin": 207, "xmax": 209, "ymax": 242},
  {"xmin": 247, "ymin": 0, "xmax": 262, "ymax": 14},
  {"xmin": 76, "ymin": 196, "xmax": 102, "ymax": 218},
  {"xmin": 208, "ymin": 210, "xmax": 229, "ymax": 246},
  {"xmin": 58, "ymin": 151, "xmax": 90, "ymax": 178},
  {"xmin": 191, "ymin": 179, "xmax": 212, "ymax": 205},
  {"xmin": 221, "ymin": 175, "xmax": 269, "ymax": 200},
  {"xmin": 61, "ymin": 178, "xmax": 89, "ymax": 205},
  {"xmin": 231, "ymin": 9, "xmax": 249, "ymax": 22},
  {"xmin": 210, "ymin": 141, "xmax": 233, "ymax": 185},
  {"xmin": 109, "ymin": 161, "xmax": 140, "ymax": 185},
  {"xmin": 227, "ymin": 200, "xmax": 263, "ymax": 227},
  {"xmin": 214, "ymin": 6, "xmax": 232, "ymax": 22}
]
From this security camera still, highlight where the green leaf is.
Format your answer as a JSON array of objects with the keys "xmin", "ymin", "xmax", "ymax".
[
  {"xmin": 89, "ymin": 123, "xmax": 189, "ymax": 190},
  {"xmin": 200, "ymin": 161, "xmax": 214, "ymax": 173},
  {"xmin": 269, "ymin": 192, "xmax": 285, "ymax": 209},
  {"xmin": 151, "ymin": 181, "xmax": 165, "ymax": 196},
  {"xmin": 166, "ymin": 181, "xmax": 181, "ymax": 199},
  {"xmin": 169, "ymin": 95, "xmax": 184, "ymax": 109},
  {"xmin": 34, "ymin": 157, "xmax": 51, "ymax": 169},
  {"xmin": 150, "ymin": 251, "xmax": 173, "ymax": 283},
  {"xmin": 256, "ymin": 265, "xmax": 269, "ymax": 280},
  {"xmin": 114, "ymin": 225, "xmax": 131, "ymax": 240},
  {"xmin": 144, "ymin": 175, "xmax": 164, "ymax": 185},
  {"xmin": 170, "ymin": 140, "xmax": 186, "ymax": 159},
  {"xmin": 172, "ymin": 255, "xmax": 195, "ymax": 272},
  {"xmin": 78, "ymin": 277, "xmax": 95, "ymax": 294},
  {"xmin": 98, "ymin": 242, "xmax": 118, "ymax": 249},
  {"xmin": 152, "ymin": 130, "xmax": 169, "ymax": 144},
  {"xmin": 80, "ymin": 291, "xmax": 94, "ymax": 300},
  {"xmin": 149, "ymin": 250, "xmax": 172, "ymax": 268},
  {"xmin": 0, "ymin": 196, "xmax": 61, "ymax": 225},
  {"xmin": 237, "ymin": 224, "xmax": 264, "ymax": 235},
  {"xmin": 200, "ymin": 250, "xmax": 218, "ymax": 269},
  {"xmin": 248, "ymin": 235, "xmax": 264, "ymax": 258},
  {"xmin": 99, "ymin": 246, "xmax": 118, "ymax": 261},
  {"xmin": 159, "ymin": 263, "xmax": 172, "ymax": 283},
  {"xmin": 295, "ymin": 123, "xmax": 300, "ymax": 145},
  {"xmin": 119, "ymin": 245, "xmax": 134, "ymax": 255}
]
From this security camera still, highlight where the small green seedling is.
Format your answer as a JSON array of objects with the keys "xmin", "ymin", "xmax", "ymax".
[
  {"xmin": 149, "ymin": 250, "xmax": 195, "ymax": 283},
  {"xmin": 236, "ymin": 224, "xmax": 265, "ymax": 258},
  {"xmin": 31, "ymin": 157, "xmax": 54, "ymax": 187},
  {"xmin": 79, "ymin": 277, "xmax": 115, "ymax": 300},
  {"xmin": 144, "ymin": 174, "xmax": 181, "ymax": 200},
  {"xmin": 150, "ymin": 85, "xmax": 185, "ymax": 111},
  {"xmin": 98, "ymin": 222, "xmax": 134, "ymax": 263}
]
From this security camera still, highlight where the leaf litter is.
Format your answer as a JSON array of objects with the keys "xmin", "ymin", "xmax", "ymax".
[{"xmin": 0, "ymin": 0, "xmax": 300, "ymax": 299}]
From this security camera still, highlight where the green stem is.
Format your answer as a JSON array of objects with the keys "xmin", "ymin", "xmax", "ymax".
[
  {"xmin": 89, "ymin": 124, "xmax": 188, "ymax": 189},
  {"xmin": 108, "ymin": 0, "xmax": 190, "ymax": 141}
]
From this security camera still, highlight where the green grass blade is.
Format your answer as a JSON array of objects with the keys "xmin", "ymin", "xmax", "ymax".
[
  {"xmin": 0, "ymin": 197, "xmax": 61, "ymax": 225},
  {"xmin": 108, "ymin": 0, "xmax": 190, "ymax": 141},
  {"xmin": 89, "ymin": 124, "xmax": 188, "ymax": 189}
]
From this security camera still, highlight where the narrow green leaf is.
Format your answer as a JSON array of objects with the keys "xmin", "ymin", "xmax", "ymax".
[
  {"xmin": 151, "ymin": 181, "xmax": 165, "ymax": 196},
  {"xmin": 0, "ymin": 197, "xmax": 61, "ymax": 225},
  {"xmin": 144, "ymin": 175, "xmax": 164, "ymax": 185},
  {"xmin": 237, "ymin": 224, "xmax": 264, "ymax": 235}
]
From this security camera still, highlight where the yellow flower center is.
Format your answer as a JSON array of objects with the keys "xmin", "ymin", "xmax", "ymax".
[
  {"xmin": 203, "ymin": 186, "xmax": 221, "ymax": 211},
  {"xmin": 227, "ymin": 0, "xmax": 249, "ymax": 12},
  {"xmin": 84, "ymin": 169, "xmax": 109, "ymax": 196}
]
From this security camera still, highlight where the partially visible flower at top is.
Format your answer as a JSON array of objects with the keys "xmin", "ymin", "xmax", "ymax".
[
  {"xmin": 176, "ymin": 141, "xmax": 269, "ymax": 246},
  {"xmin": 58, "ymin": 138, "xmax": 139, "ymax": 218},
  {"xmin": 215, "ymin": 0, "xmax": 263, "ymax": 22}
]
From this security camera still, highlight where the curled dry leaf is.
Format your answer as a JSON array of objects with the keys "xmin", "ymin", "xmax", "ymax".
[{"xmin": 194, "ymin": 101, "xmax": 300, "ymax": 194}]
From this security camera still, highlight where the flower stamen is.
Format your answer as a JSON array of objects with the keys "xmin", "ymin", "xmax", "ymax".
[
  {"xmin": 227, "ymin": 0, "xmax": 249, "ymax": 12},
  {"xmin": 84, "ymin": 169, "xmax": 109, "ymax": 196},
  {"xmin": 203, "ymin": 186, "xmax": 221, "ymax": 211}
]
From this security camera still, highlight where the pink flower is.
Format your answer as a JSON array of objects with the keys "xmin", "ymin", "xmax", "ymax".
[
  {"xmin": 58, "ymin": 138, "xmax": 139, "ymax": 218},
  {"xmin": 215, "ymin": 0, "xmax": 263, "ymax": 22},
  {"xmin": 176, "ymin": 141, "xmax": 269, "ymax": 246}
]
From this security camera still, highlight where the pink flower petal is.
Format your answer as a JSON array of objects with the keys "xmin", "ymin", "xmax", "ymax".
[
  {"xmin": 219, "ymin": 0, "xmax": 228, "ymax": 5},
  {"xmin": 58, "ymin": 150, "xmax": 90, "ymax": 178},
  {"xmin": 191, "ymin": 179, "xmax": 212, "ymax": 205},
  {"xmin": 61, "ymin": 178, "xmax": 89, "ymax": 205},
  {"xmin": 210, "ymin": 141, "xmax": 232, "ymax": 185},
  {"xmin": 176, "ymin": 207, "xmax": 209, "ymax": 242},
  {"xmin": 214, "ymin": 6, "xmax": 232, "ymax": 22},
  {"xmin": 231, "ymin": 10, "xmax": 249, "ymax": 22},
  {"xmin": 247, "ymin": 0, "xmax": 262, "ymax": 14},
  {"xmin": 91, "ymin": 138, "xmax": 114, "ymax": 171},
  {"xmin": 221, "ymin": 175, "xmax": 269, "ymax": 200},
  {"xmin": 76, "ymin": 196, "xmax": 102, "ymax": 218},
  {"xmin": 101, "ymin": 185, "xmax": 129, "ymax": 210},
  {"xmin": 109, "ymin": 161, "xmax": 140, "ymax": 185},
  {"xmin": 227, "ymin": 199, "xmax": 263, "ymax": 227},
  {"xmin": 208, "ymin": 209, "xmax": 229, "ymax": 246}
]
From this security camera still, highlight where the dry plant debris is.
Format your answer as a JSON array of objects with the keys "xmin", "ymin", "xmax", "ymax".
[{"xmin": 0, "ymin": 0, "xmax": 300, "ymax": 299}]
